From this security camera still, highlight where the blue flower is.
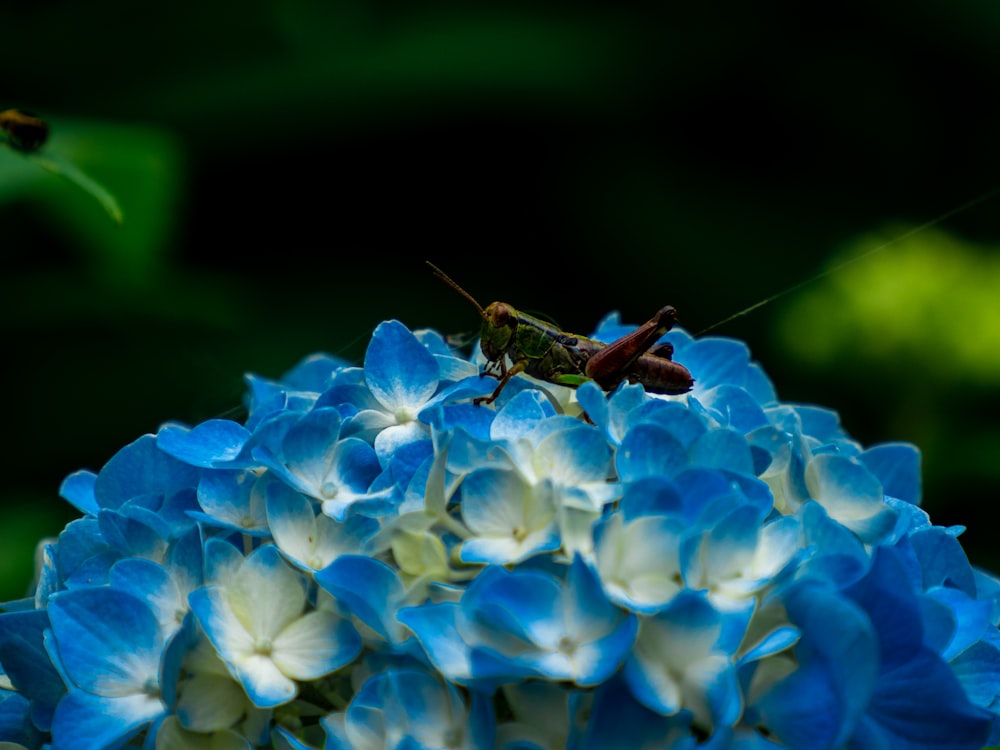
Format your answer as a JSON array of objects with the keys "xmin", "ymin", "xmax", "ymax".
[
  {"xmin": 251, "ymin": 406, "xmax": 390, "ymax": 521},
  {"xmin": 1, "ymin": 311, "xmax": 997, "ymax": 749},
  {"xmin": 156, "ymin": 419, "xmax": 254, "ymax": 470},
  {"xmin": 173, "ymin": 633, "xmax": 270, "ymax": 738},
  {"xmin": 316, "ymin": 555, "xmax": 416, "ymax": 649},
  {"xmin": 494, "ymin": 681, "xmax": 581, "ymax": 749},
  {"xmin": 623, "ymin": 590, "xmax": 742, "ymax": 731},
  {"xmin": 401, "ymin": 556, "xmax": 637, "ymax": 688},
  {"xmin": 188, "ymin": 544, "xmax": 361, "ymax": 708},
  {"xmin": 322, "ymin": 668, "xmax": 494, "ymax": 750},
  {"xmin": 265, "ymin": 482, "xmax": 378, "ymax": 572},
  {"xmin": 46, "ymin": 586, "xmax": 178, "ymax": 750},
  {"xmin": 324, "ymin": 321, "xmax": 465, "ymax": 463},
  {"xmin": 188, "ymin": 469, "xmax": 271, "ymax": 535},
  {"xmin": 592, "ymin": 509, "xmax": 686, "ymax": 613}
]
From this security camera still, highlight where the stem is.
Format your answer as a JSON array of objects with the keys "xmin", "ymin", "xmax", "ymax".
[{"xmin": 436, "ymin": 511, "xmax": 471, "ymax": 540}]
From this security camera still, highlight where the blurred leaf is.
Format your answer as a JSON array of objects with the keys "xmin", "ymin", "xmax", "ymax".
[
  {"xmin": 0, "ymin": 117, "xmax": 184, "ymax": 288},
  {"xmin": 28, "ymin": 150, "xmax": 123, "ymax": 224},
  {"xmin": 771, "ymin": 225, "xmax": 1000, "ymax": 522},
  {"xmin": 776, "ymin": 227, "xmax": 1000, "ymax": 385}
]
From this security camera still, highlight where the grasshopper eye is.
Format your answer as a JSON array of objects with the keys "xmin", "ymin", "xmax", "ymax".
[
  {"xmin": 488, "ymin": 303, "xmax": 513, "ymax": 329},
  {"xmin": 0, "ymin": 109, "xmax": 49, "ymax": 152}
]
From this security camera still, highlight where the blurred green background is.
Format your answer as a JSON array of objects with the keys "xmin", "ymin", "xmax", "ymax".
[{"xmin": 3, "ymin": 0, "xmax": 999, "ymax": 599}]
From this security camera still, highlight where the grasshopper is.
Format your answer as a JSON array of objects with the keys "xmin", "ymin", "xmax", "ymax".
[{"xmin": 427, "ymin": 262, "xmax": 694, "ymax": 405}]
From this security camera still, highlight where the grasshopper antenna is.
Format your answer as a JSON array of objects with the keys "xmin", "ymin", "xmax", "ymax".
[
  {"xmin": 426, "ymin": 261, "xmax": 489, "ymax": 321},
  {"xmin": 695, "ymin": 185, "xmax": 1000, "ymax": 336}
]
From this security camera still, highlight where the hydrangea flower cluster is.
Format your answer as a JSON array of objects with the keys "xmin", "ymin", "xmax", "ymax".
[{"xmin": 0, "ymin": 314, "xmax": 998, "ymax": 750}]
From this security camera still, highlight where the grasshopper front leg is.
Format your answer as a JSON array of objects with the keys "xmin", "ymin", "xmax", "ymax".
[
  {"xmin": 584, "ymin": 306, "xmax": 678, "ymax": 389},
  {"xmin": 474, "ymin": 361, "xmax": 526, "ymax": 406}
]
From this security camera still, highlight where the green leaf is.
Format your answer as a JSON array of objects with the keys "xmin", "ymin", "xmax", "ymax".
[
  {"xmin": 0, "ymin": 118, "xmax": 184, "ymax": 288},
  {"xmin": 28, "ymin": 150, "xmax": 123, "ymax": 224}
]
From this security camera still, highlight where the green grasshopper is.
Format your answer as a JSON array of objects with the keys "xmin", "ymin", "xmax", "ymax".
[{"xmin": 427, "ymin": 262, "xmax": 694, "ymax": 405}]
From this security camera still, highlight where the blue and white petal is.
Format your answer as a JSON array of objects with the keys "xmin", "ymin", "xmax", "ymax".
[
  {"xmin": 266, "ymin": 482, "xmax": 376, "ymax": 571},
  {"xmin": 459, "ymin": 469, "xmax": 560, "ymax": 565},
  {"xmin": 364, "ymin": 320, "xmax": 440, "ymax": 415},
  {"xmin": 189, "ymin": 544, "xmax": 358, "ymax": 708},
  {"xmin": 156, "ymin": 419, "xmax": 253, "ymax": 469},
  {"xmin": 623, "ymin": 591, "xmax": 740, "ymax": 731},
  {"xmin": 804, "ymin": 454, "xmax": 898, "ymax": 543},
  {"xmin": 47, "ymin": 587, "xmax": 168, "ymax": 748},
  {"xmin": 594, "ymin": 513, "xmax": 685, "ymax": 613}
]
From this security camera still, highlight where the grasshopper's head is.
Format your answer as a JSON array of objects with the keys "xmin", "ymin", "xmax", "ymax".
[
  {"xmin": 480, "ymin": 301, "xmax": 518, "ymax": 364},
  {"xmin": 423, "ymin": 263, "xmax": 517, "ymax": 365}
]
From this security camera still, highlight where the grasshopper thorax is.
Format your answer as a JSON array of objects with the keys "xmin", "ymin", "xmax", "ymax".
[{"xmin": 480, "ymin": 301, "xmax": 518, "ymax": 363}]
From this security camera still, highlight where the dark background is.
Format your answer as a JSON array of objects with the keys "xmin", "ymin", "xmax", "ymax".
[{"xmin": 3, "ymin": 0, "xmax": 999, "ymax": 599}]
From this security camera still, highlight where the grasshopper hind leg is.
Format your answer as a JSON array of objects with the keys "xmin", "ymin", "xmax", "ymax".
[{"xmin": 649, "ymin": 342, "xmax": 674, "ymax": 360}]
